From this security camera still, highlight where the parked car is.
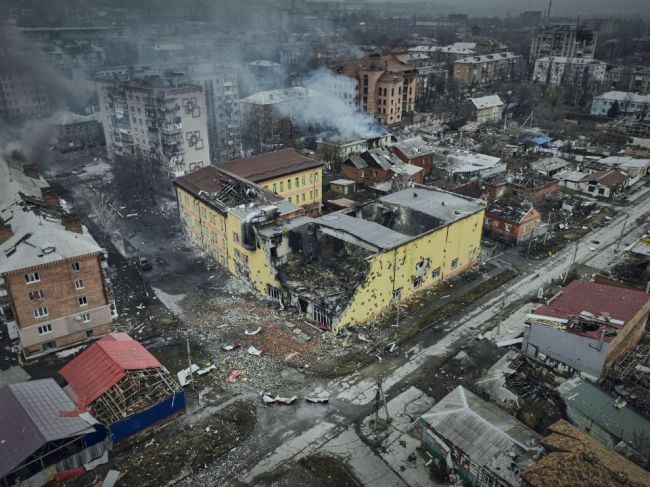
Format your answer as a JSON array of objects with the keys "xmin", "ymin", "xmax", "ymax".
[{"xmin": 138, "ymin": 256, "xmax": 152, "ymax": 270}]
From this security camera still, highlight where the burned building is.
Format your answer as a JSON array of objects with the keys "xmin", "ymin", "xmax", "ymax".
[
  {"xmin": 256, "ymin": 187, "xmax": 485, "ymax": 330},
  {"xmin": 522, "ymin": 280, "xmax": 650, "ymax": 381},
  {"xmin": 340, "ymin": 148, "xmax": 424, "ymax": 190}
]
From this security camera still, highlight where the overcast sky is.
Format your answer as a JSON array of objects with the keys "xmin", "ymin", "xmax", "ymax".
[{"xmin": 363, "ymin": 0, "xmax": 648, "ymax": 17}]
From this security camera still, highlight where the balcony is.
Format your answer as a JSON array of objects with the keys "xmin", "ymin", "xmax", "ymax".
[{"xmin": 161, "ymin": 122, "xmax": 182, "ymax": 134}]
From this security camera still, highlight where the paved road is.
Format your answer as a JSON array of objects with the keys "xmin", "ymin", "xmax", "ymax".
[{"xmin": 235, "ymin": 194, "xmax": 650, "ymax": 484}]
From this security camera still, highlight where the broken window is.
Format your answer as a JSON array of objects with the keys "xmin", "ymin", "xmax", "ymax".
[
  {"xmin": 25, "ymin": 272, "xmax": 40, "ymax": 284},
  {"xmin": 505, "ymin": 224, "xmax": 512, "ymax": 232},
  {"xmin": 273, "ymin": 183, "xmax": 277, "ymax": 193},
  {"xmin": 451, "ymin": 258, "xmax": 459, "ymax": 269},
  {"xmin": 484, "ymin": 218, "xmax": 491, "ymax": 225},
  {"xmin": 266, "ymin": 284, "xmax": 281, "ymax": 301},
  {"xmin": 79, "ymin": 296, "xmax": 88, "ymax": 307},
  {"xmin": 38, "ymin": 323, "xmax": 52, "ymax": 335},
  {"xmin": 312, "ymin": 306, "xmax": 331, "ymax": 327},
  {"xmin": 233, "ymin": 232, "xmax": 240, "ymax": 243},
  {"xmin": 393, "ymin": 288, "xmax": 402, "ymax": 301},
  {"xmin": 74, "ymin": 279, "xmax": 84, "ymax": 290},
  {"xmin": 432, "ymin": 267, "xmax": 441, "ymax": 278},
  {"xmin": 33, "ymin": 306, "xmax": 48, "ymax": 319},
  {"xmin": 280, "ymin": 182, "xmax": 284, "ymax": 192},
  {"xmin": 71, "ymin": 262, "xmax": 80, "ymax": 272},
  {"xmin": 413, "ymin": 277, "xmax": 423, "ymax": 288},
  {"xmin": 295, "ymin": 177, "xmax": 299, "ymax": 187},
  {"xmin": 29, "ymin": 289, "xmax": 45, "ymax": 301},
  {"xmin": 287, "ymin": 179, "xmax": 292, "ymax": 189}
]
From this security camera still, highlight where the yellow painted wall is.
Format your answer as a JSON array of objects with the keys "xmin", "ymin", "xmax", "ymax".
[
  {"xmin": 333, "ymin": 209, "xmax": 484, "ymax": 331},
  {"xmin": 261, "ymin": 167, "xmax": 323, "ymax": 208}
]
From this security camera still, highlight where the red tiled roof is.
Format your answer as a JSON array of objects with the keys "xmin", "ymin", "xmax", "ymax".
[
  {"xmin": 217, "ymin": 148, "xmax": 322, "ymax": 183},
  {"xmin": 59, "ymin": 333, "xmax": 162, "ymax": 409},
  {"xmin": 533, "ymin": 280, "xmax": 650, "ymax": 325}
]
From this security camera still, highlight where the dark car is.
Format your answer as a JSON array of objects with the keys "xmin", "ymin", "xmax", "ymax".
[{"xmin": 138, "ymin": 256, "xmax": 152, "ymax": 270}]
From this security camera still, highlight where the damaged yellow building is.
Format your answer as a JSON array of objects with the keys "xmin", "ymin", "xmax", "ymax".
[{"xmin": 175, "ymin": 168, "xmax": 485, "ymax": 331}]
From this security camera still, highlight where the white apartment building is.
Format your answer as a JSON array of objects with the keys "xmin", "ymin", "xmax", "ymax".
[
  {"xmin": 96, "ymin": 72, "xmax": 210, "ymax": 177},
  {"xmin": 532, "ymin": 57, "xmax": 606, "ymax": 86},
  {"xmin": 591, "ymin": 91, "xmax": 650, "ymax": 120}
]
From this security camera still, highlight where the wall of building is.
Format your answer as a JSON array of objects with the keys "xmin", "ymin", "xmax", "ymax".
[
  {"xmin": 5, "ymin": 253, "xmax": 112, "ymax": 355},
  {"xmin": 475, "ymin": 106, "xmax": 503, "ymax": 124},
  {"xmin": 335, "ymin": 209, "xmax": 483, "ymax": 330},
  {"xmin": 260, "ymin": 167, "xmax": 323, "ymax": 209},
  {"xmin": 603, "ymin": 299, "xmax": 650, "ymax": 377},
  {"xmin": 522, "ymin": 323, "xmax": 608, "ymax": 379}
]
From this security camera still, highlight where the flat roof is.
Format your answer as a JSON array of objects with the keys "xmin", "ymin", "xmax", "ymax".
[
  {"xmin": 379, "ymin": 187, "xmax": 484, "ymax": 225},
  {"xmin": 315, "ymin": 212, "xmax": 410, "ymax": 250},
  {"xmin": 217, "ymin": 148, "xmax": 322, "ymax": 183}
]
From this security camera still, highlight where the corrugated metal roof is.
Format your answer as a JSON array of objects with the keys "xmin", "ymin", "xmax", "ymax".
[
  {"xmin": 560, "ymin": 379, "xmax": 650, "ymax": 450},
  {"xmin": 0, "ymin": 379, "xmax": 94, "ymax": 478},
  {"xmin": 629, "ymin": 237, "xmax": 650, "ymax": 257},
  {"xmin": 60, "ymin": 333, "xmax": 162, "ymax": 409},
  {"xmin": 533, "ymin": 280, "xmax": 650, "ymax": 325}
]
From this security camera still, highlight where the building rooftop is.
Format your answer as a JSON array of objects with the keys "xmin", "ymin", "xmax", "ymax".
[
  {"xmin": 47, "ymin": 111, "xmax": 94, "ymax": 126},
  {"xmin": 0, "ymin": 378, "xmax": 95, "ymax": 478},
  {"xmin": 0, "ymin": 157, "xmax": 102, "ymax": 275},
  {"xmin": 379, "ymin": 186, "xmax": 484, "ymax": 225},
  {"xmin": 471, "ymin": 94, "xmax": 504, "ymax": 110},
  {"xmin": 486, "ymin": 202, "xmax": 536, "ymax": 224},
  {"xmin": 555, "ymin": 169, "xmax": 589, "ymax": 183},
  {"xmin": 390, "ymin": 136, "xmax": 436, "ymax": 159},
  {"xmin": 456, "ymin": 52, "xmax": 519, "ymax": 64},
  {"xmin": 580, "ymin": 170, "xmax": 629, "ymax": 188},
  {"xmin": 532, "ymin": 280, "xmax": 650, "ymax": 326},
  {"xmin": 629, "ymin": 235, "xmax": 650, "ymax": 257},
  {"xmin": 239, "ymin": 87, "xmax": 321, "ymax": 106},
  {"xmin": 174, "ymin": 165, "xmax": 285, "ymax": 214},
  {"xmin": 595, "ymin": 91, "xmax": 650, "ymax": 104},
  {"xmin": 522, "ymin": 420, "xmax": 650, "ymax": 487},
  {"xmin": 422, "ymin": 386, "xmax": 543, "ymax": 486},
  {"xmin": 537, "ymin": 56, "xmax": 606, "ymax": 65},
  {"xmin": 532, "ymin": 157, "xmax": 570, "ymax": 174},
  {"xmin": 558, "ymin": 378, "xmax": 650, "ymax": 454},
  {"xmin": 217, "ymin": 148, "xmax": 322, "ymax": 183},
  {"xmin": 60, "ymin": 333, "xmax": 163, "ymax": 410},
  {"xmin": 599, "ymin": 155, "xmax": 650, "ymax": 169}
]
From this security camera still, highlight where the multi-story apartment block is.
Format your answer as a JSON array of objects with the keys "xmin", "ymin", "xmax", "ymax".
[
  {"xmin": 529, "ymin": 24, "xmax": 598, "ymax": 63},
  {"xmin": 186, "ymin": 64, "xmax": 242, "ymax": 163},
  {"xmin": 218, "ymin": 148, "xmax": 323, "ymax": 213},
  {"xmin": 604, "ymin": 65, "xmax": 650, "ymax": 94},
  {"xmin": 591, "ymin": 91, "xmax": 650, "ymax": 120},
  {"xmin": 0, "ymin": 157, "xmax": 116, "ymax": 359},
  {"xmin": 532, "ymin": 56, "xmax": 606, "ymax": 86},
  {"xmin": 340, "ymin": 53, "xmax": 417, "ymax": 125},
  {"xmin": 96, "ymin": 72, "xmax": 210, "ymax": 177},
  {"xmin": 453, "ymin": 53, "xmax": 521, "ymax": 86}
]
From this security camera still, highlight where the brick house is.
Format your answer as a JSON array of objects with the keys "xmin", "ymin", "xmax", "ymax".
[
  {"xmin": 340, "ymin": 148, "xmax": 424, "ymax": 188},
  {"xmin": 484, "ymin": 168, "xmax": 559, "ymax": 203},
  {"xmin": 0, "ymin": 158, "xmax": 116, "ymax": 359},
  {"xmin": 389, "ymin": 137, "xmax": 436, "ymax": 177},
  {"xmin": 484, "ymin": 202, "xmax": 542, "ymax": 244}
]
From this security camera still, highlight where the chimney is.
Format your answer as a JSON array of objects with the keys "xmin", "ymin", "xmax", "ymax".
[
  {"xmin": 41, "ymin": 187, "xmax": 60, "ymax": 206},
  {"xmin": 23, "ymin": 165, "xmax": 40, "ymax": 179},
  {"xmin": 0, "ymin": 224, "xmax": 13, "ymax": 244},
  {"xmin": 61, "ymin": 214, "xmax": 83, "ymax": 234}
]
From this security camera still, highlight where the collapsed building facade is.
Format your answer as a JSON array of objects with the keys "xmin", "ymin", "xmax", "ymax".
[{"xmin": 175, "ymin": 167, "xmax": 484, "ymax": 331}]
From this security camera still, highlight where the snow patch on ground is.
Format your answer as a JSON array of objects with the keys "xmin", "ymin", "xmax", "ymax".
[{"xmin": 152, "ymin": 287, "xmax": 186, "ymax": 317}]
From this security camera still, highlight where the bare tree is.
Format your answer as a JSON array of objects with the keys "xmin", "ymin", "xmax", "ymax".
[
  {"xmin": 112, "ymin": 151, "xmax": 165, "ymax": 207},
  {"xmin": 87, "ymin": 188, "xmax": 117, "ymax": 239}
]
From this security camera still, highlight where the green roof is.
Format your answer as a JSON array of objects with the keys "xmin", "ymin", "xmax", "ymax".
[{"xmin": 561, "ymin": 379, "xmax": 650, "ymax": 450}]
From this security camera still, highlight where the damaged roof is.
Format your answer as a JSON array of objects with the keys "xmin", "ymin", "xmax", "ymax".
[
  {"xmin": 531, "ymin": 157, "xmax": 570, "ymax": 174},
  {"xmin": 379, "ymin": 187, "xmax": 484, "ymax": 224},
  {"xmin": 486, "ymin": 202, "xmax": 537, "ymax": 224},
  {"xmin": 60, "ymin": 333, "xmax": 163, "ymax": 410},
  {"xmin": 522, "ymin": 420, "xmax": 650, "ymax": 487},
  {"xmin": 316, "ymin": 212, "xmax": 410, "ymax": 250},
  {"xmin": 0, "ymin": 379, "xmax": 94, "ymax": 478},
  {"xmin": 390, "ymin": 136, "xmax": 436, "ymax": 159},
  {"xmin": 532, "ymin": 280, "xmax": 650, "ymax": 326},
  {"xmin": 580, "ymin": 170, "xmax": 629, "ymax": 188},
  {"xmin": 217, "ymin": 148, "xmax": 322, "ymax": 183},
  {"xmin": 422, "ymin": 386, "xmax": 542, "ymax": 486},
  {"xmin": 0, "ymin": 157, "xmax": 102, "ymax": 275}
]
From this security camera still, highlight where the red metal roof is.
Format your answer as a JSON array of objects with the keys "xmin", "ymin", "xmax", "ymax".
[
  {"xmin": 533, "ymin": 280, "xmax": 650, "ymax": 326},
  {"xmin": 59, "ymin": 333, "xmax": 162, "ymax": 409}
]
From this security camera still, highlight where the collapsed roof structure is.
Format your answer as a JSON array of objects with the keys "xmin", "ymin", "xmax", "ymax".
[{"xmin": 60, "ymin": 333, "xmax": 183, "ymax": 441}]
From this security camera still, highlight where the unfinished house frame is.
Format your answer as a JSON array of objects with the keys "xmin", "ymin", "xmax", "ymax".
[{"xmin": 60, "ymin": 333, "xmax": 185, "ymax": 441}]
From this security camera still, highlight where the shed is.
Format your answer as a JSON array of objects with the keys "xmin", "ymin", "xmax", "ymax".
[{"xmin": 330, "ymin": 178, "xmax": 357, "ymax": 195}]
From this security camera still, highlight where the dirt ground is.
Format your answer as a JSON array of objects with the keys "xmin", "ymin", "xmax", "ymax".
[{"xmin": 246, "ymin": 455, "xmax": 362, "ymax": 487}]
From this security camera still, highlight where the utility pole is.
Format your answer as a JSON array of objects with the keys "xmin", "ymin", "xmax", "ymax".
[
  {"xmin": 375, "ymin": 377, "xmax": 389, "ymax": 422},
  {"xmin": 564, "ymin": 241, "xmax": 579, "ymax": 284},
  {"xmin": 186, "ymin": 335, "xmax": 196, "ymax": 394},
  {"xmin": 616, "ymin": 213, "xmax": 629, "ymax": 252}
]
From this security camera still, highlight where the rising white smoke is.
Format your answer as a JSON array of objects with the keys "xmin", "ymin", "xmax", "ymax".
[{"xmin": 276, "ymin": 68, "xmax": 381, "ymax": 140}]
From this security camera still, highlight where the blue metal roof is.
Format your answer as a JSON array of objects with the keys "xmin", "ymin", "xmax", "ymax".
[{"xmin": 529, "ymin": 136, "xmax": 553, "ymax": 146}]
